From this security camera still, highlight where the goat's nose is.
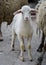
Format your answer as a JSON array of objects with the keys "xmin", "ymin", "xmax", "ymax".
[{"xmin": 25, "ymin": 17, "xmax": 28, "ymax": 21}]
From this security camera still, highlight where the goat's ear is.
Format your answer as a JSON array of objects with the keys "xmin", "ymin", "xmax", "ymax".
[
  {"xmin": 30, "ymin": 8, "xmax": 38, "ymax": 13},
  {"xmin": 13, "ymin": 9, "xmax": 22, "ymax": 15}
]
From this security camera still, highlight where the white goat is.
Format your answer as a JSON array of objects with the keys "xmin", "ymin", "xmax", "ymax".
[
  {"xmin": 36, "ymin": 1, "xmax": 46, "ymax": 35},
  {"xmin": 11, "ymin": 5, "xmax": 37, "ymax": 61},
  {"xmin": 36, "ymin": 1, "xmax": 46, "ymax": 52},
  {"xmin": 35, "ymin": 1, "xmax": 41, "ymax": 10}
]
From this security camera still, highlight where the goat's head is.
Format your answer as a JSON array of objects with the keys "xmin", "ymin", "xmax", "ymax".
[{"xmin": 13, "ymin": 5, "xmax": 37, "ymax": 21}]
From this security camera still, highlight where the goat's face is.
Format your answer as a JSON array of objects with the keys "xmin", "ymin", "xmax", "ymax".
[
  {"xmin": 13, "ymin": 5, "xmax": 37, "ymax": 21},
  {"xmin": 21, "ymin": 6, "xmax": 31, "ymax": 21}
]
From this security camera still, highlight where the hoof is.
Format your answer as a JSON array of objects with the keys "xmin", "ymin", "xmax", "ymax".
[
  {"xmin": 29, "ymin": 57, "xmax": 33, "ymax": 61},
  {"xmin": 0, "ymin": 33, "xmax": 3, "ymax": 41},
  {"xmin": 19, "ymin": 56, "xmax": 24, "ymax": 62},
  {"xmin": 11, "ymin": 48, "xmax": 15, "ymax": 51},
  {"xmin": 24, "ymin": 49, "xmax": 26, "ymax": 52},
  {"xmin": 11, "ymin": 44, "xmax": 15, "ymax": 51},
  {"xmin": 0, "ymin": 37, "xmax": 3, "ymax": 41},
  {"xmin": 37, "ymin": 48, "xmax": 42, "ymax": 52},
  {"xmin": 30, "ymin": 59, "xmax": 33, "ymax": 62},
  {"xmin": 29, "ymin": 58, "xmax": 33, "ymax": 62},
  {"xmin": 23, "ymin": 46, "xmax": 26, "ymax": 52}
]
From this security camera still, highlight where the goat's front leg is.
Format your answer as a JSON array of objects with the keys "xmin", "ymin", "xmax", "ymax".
[
  {"xmin": 11, "ymin": 29, "xmax": 15, "ymax": 51},
  {"xmin": 21, "ymin": 37, "xmax": 26, "ymax": 52},
  {"xmin": 27, "ymin": 37, "xmax": 33, "ymax": 61},
  {"xmin": 18, "ymin": 36, "xmax": 25, "ymax": 61}
]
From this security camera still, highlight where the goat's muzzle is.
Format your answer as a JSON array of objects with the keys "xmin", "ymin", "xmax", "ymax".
[{"xmin": 24, "ymin": 17, "xmax": 29, "ymax": 21}]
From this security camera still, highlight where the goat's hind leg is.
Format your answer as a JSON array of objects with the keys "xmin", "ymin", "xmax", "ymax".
[
  {"xmin": 11, "ymin": 30, "xmax": 16, "ymax": 51},
  {"xmin": 0, "ymin": 23, "xmax": 3, "ymax": 41}
]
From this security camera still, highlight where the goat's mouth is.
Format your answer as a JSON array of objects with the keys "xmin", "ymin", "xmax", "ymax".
[
  {"xmin": 24, "ymin": 18, "xmax": 29, "ymax": 21},
  {"xmin": 24, "ymin": 19, "xmax": 29, "ymax": 21},
  {"xmin": 24, "ymin": 20, "xmax": 28, "ymax": 22},
  {"xmin": 24, "ymin": 19, "xmax": 29, "ymax": 22}
]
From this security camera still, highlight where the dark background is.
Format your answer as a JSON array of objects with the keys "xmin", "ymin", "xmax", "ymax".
[{"xmin": 28, "ymin": 0, "xmax": 39, "ymax": 3}]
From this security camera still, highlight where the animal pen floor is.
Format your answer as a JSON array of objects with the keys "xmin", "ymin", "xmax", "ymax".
[{"xmin": 0, "ymin": 17, "xmax": 46, "ymax": 65}]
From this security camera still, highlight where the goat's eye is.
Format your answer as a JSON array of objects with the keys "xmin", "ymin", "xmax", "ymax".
[{"xmin": 22, "ymin": 12, "xmax": 24, "ymax": 14}]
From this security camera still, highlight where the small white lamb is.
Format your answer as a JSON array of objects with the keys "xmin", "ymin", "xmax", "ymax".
[{"xmin": 11, "ymin": 5, "xmax": 37, "ymax": 61}]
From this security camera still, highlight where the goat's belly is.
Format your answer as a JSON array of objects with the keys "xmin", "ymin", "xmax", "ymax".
[{"xmin": 20, "ymin": 31, "xmax": 33, "ymax": 38}]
